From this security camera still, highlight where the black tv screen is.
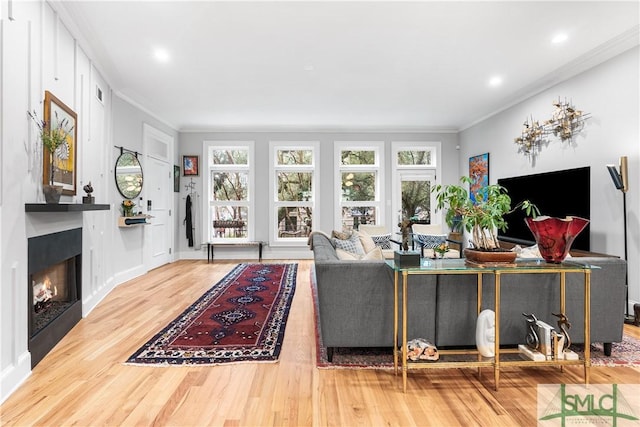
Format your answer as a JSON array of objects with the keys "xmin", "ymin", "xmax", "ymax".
[{"xmin": 497, "ymin": 167, "xmax": 590, "ymax": 251}]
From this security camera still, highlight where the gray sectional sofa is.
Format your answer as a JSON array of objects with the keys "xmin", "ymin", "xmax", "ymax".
[{"xmin": 310, "ymin": 232, "xmax": 627, "ymax": 359}]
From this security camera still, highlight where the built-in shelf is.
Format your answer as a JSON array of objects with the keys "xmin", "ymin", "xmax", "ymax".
[{"xmin": 25, "ymin": 203, "xmax": 111, "ymax": 212}]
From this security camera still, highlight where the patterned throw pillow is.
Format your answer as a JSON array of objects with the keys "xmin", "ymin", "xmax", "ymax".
[
  {"xmin": 370, "ymin": 233, "xmax": 392, "ymax": 249},
  {"xmin": 332, "ymin": 233, "xmax": 365, "ymax": 255},
  {"xmin": 331, "ymin": 230, "xmax": 352, "ymax": 240},
  {"xmin": 413, "ymin": 233, "xmax": 447, "ymax": 249}
]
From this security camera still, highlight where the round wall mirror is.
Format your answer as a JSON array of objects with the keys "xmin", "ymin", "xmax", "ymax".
[{"xmin": 115, "ymin": 151, "xmax": 143, "ymax": 199}]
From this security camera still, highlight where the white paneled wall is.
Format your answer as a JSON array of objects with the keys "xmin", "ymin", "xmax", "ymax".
[{"xmin": 0, "ymin": 1, "xmax": 114, "ymax": 403}]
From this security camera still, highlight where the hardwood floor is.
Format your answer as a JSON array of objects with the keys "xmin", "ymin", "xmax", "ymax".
[{"xmin": 1, "ymin": 260, "xmax": 639, "ymax": 426}]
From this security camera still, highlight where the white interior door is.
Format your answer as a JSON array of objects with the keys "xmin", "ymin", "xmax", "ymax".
[
  {"xmin": 143, "ymin": 124, "xmax": 173, "ymax": 270},
  {"xmin": 394, "ymin": 170, "xmax": 437, "ymax": 228}
]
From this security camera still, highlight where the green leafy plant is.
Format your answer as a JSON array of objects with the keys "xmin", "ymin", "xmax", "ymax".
[
  {"xmin": 28, "ymin": 110, "xmax": 74, "ymax": 185},
  {"xmin": 432, "ymin": 176, "xmax": 539, "ymax": 251}
]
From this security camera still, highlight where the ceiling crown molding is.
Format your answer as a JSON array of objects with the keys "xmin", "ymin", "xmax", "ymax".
[{"xmin": 460, "ymin": 25, "xmax": 640, "ymax": 132}]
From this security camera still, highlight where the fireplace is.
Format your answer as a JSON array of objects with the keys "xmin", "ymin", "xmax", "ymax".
[{"xmin": 28, "ymin": 228, "xmax": 82, "ymax": 368}]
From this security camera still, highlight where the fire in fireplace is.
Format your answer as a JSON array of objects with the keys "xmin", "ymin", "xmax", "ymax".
[
  {"xmin": 28, "ymin": 228, "xmax": 82, "ymax": 368},
  {"xmin": 31, "ymin": 260, "xmax": 78, "ymax": 333}
]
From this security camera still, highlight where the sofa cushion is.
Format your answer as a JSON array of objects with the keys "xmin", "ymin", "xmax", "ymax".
[{"xmin": 332, "ymin": 233, "xmax": 365, "ymax": 255}]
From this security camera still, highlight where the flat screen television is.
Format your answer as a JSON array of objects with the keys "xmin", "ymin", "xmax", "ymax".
[{"xmin": 497, "ymin": 167, "xmax": 590, "ymax": 251}]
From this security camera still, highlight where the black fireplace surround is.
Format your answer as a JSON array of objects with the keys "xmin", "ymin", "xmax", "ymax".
[{"xmin": 28, "ymin": 228, "xmax": 82, "ymax": 368}]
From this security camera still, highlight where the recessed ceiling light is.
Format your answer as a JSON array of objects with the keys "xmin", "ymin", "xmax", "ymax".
[
  {"xmin": 153, "ymin": 47, "xmax": 171, "ymax": 63},
  {"xmin": 488, "ymin": 76, "xmax": 503, "ymax": 87},
  {"xmin": 552, "ymin": 33, "xmax": 568, "ymax": 44},
  {"xmin": 303, "ymin": 65, "xmax": 314, "ymax": 72}
]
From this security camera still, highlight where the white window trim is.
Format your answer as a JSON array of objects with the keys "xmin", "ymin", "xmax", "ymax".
[
  {"xmin": 334, "ymin": 141, "xmax": 385, "ymax": 231},
  {"xmin": 204, "ymin": 140, "xmax": 255, "ymax": 242},
  {"xmin": 391, "ymin": 141, "xmax": 441, "ymax": 229},
  {"xmin": 269, "ymin": 141, "xmax": 319, "ymax": 247}
]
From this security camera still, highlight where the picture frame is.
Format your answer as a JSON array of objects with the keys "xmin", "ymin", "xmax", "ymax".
[
  {"xmin": 469, "ymin": 153, "xmax": 489, "ymax": 204},
  {"xmin": 183, "ymin": 155, "xmax": 199, "ymax": 176},
  {"xmin": 43, "ymin": 91, "xmax": 78, "ymax": 195},
  {"xmin": 174, "ymin": 165, "xmax": 180, "ymax": 192}
]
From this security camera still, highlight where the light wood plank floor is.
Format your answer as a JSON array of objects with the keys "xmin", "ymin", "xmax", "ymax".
[{"xmin": 1, "ymin": 260, "xmax": 639, "ymax": 426}]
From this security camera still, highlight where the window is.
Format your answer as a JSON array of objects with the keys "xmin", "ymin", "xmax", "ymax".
[
  {"xmin": 392, "ymin": 142, "xmax": 439, "ymax": 227},
  {"xmin": 206, "ymin": 142, "xmax": 254, "ymax": 241},
  {"xmin": 335, "ymin": 142, "xmax": 384, "ymax": 231},
  {"xmin": 269, "ymin": 142, "xmax": 318, "ymax": 245}
]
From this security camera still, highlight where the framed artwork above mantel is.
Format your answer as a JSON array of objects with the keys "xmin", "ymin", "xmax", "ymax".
[{"xmin": 43, "ymin": 91, "xmax": 78, "ymax": 196}]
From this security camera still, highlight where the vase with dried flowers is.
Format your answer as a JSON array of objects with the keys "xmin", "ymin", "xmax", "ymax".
[{"xmin": 28, "ymin": 109, "xmax": 74, "ymax": 203}]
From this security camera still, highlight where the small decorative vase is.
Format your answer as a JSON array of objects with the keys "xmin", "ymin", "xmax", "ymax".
[
  {"xmin": 123, "ymin": 207, "xmax": 134, "ymax": 217},
  {"xmin": 43, "ymin": 184, "xmax": 63, "ymax": 204},
  {"xmin": 525, "ymin": 216, "xmax": 590, "ymax": 263}
]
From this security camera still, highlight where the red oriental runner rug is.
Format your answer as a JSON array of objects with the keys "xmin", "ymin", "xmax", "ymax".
[{"xmin": 126, "ymin": 263, "xmax": 297, "ymax": 365}]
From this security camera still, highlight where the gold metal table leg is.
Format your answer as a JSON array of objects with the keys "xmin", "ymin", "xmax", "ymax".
[
  {"xmin": 494, "ymin": 271, "xmax": 501, "ymax": 391},
  {"xmin": 584, "ymin": 270, "xmax": 591, "ymax": 384},
  {"xmin": 393, "ymin": 269, "xmax": 398, "ymax": 376},
  {"xmin": 402, "ymin": 271, "xmax": 408, "ymax": 393}
]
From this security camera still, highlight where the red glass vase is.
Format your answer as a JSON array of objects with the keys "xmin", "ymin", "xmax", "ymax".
[{"xmin": 524, "ymin": 216, "xmax": 589, "ymax": 263}]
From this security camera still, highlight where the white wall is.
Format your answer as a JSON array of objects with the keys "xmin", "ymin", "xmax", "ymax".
[
  {"xmin": 459, "ymin": 46, "xmax": 640, "ymax": 312},
  {"xmin": 110, "ymin": 96, "xmax": 179, "ymax": 282},
  {"xmin": 177, "ymin": 131, "xmax": 459, "ymax": 260},
  {"xmin": 0, "ymin": 1, "xmax": 177, "ymax": 403}
]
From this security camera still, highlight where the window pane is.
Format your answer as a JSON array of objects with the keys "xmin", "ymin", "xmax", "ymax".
[
  {"xmin": 212, "ymin": 149, "xmax": 248, "ymax": 165},
  {"xmin": 401, "ymin": 180, "xmax": 431, "ymax": 223},
  {"xmin": 340, "ymin": 150, "xmax": 375, "ymax": 165},
  {"xmin": 277, "ymin": 172, "xmax": 313, "ymax": 201},
  {"xmin": 341, "ymin": 172, "xmax": 375, "ymax": 201},
  {"xmin": 213, "ymin": 171, "xmax": 248, "ymax": 201},
  {"xmin": 277, "ymin": 207, "xmax": 312, "ymax": 238},
  {"xmin": 397, "ymin": 150, "xmax": 431, "ymax": 165},
  {"xmin": 211, "ymin": 206, "xmax": 248, "ymax": 238},
  {"xmin": 340, "ymin": 206, "xmax": 377, "ymax": 231},
  {"xmin": 277, "ymin": 149, "xmax": 312, "ymax": 165}
]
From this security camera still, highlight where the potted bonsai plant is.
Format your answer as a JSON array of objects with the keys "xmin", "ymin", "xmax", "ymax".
[
  {"xmin": 28, "ymin": 109, "xmax": 74, "ymax": 203},
  {"xmin": 432, "ymin": 176, "xmax": 538, "ymax": 263}
]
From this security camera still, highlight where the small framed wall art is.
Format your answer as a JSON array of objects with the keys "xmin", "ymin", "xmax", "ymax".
[{"xmin": 183, "ymin": 155, "xmax": 199, "ymax": 176}]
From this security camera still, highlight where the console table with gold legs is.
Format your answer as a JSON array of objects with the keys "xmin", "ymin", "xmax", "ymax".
[{"xmin": 387, "ymin": 259, "xmax": 594, "ymax": 393}]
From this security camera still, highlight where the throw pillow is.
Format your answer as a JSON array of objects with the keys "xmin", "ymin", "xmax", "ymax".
[
  {"xmin": 414, "ymin": 233, "xmax": 447, "ymax": 249},
  {"xmin": 336, "ymin": 248, "xmax": 359, "ymax": 260},
  {"xmin": 331, "ymin": 230, "xmax": 352, "ymax": 240},
  {"xmin": 362, "ymin": 246, "xmax": 384, "ymax": 260},
  {"xmin": 336, "ymin": 246, "xmax": 384, "ymax": 260},
  {"xmin": 356, "ymin": 231, "xmax": 377, "ymax": 253},
  {"xmin": 332, "ymin": 233, "xmax": 365, "ymax": 255},
  {"xmin": 370, "ymin": 233, "xmax": 392, "ymax": 249}
]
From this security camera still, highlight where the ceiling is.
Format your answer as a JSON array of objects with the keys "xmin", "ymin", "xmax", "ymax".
[{"xmin": 60, "ymin": 1, "xmax": 640, "ymax": 132}]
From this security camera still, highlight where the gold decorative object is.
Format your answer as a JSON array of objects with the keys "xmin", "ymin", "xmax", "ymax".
[
  {"xmin": 514, "ymin": 115, "xmax": 546, "ymax": 156},
  {"xmin": 514, "ymin": 98, "xmax": 590, "ymax": 159},
  {"xmin": 544, "ymin": 97, "xmax": 591, "ymax": 142}
]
